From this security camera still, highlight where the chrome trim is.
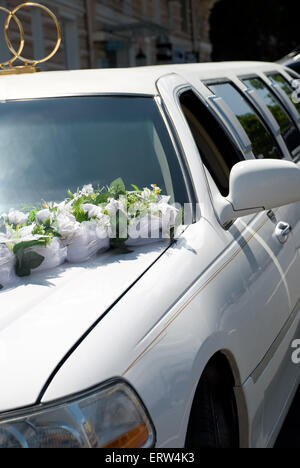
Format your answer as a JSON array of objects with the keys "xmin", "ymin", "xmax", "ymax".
[
  {"xmin": 0, "ymin": 92, "xmax": 156, "ymax": 103},
  {"xmin": 154, "ymin": 95, "xmax": 197, "ymax": 216}
]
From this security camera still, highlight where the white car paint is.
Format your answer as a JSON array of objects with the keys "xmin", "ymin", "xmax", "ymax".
[
  {"xmin": 0, "ymin": 242, "xmax": 169, "ymax": 412},
  {"xmin": 0, "ymin": 61, "xmax": 299, "ymax": 448}
]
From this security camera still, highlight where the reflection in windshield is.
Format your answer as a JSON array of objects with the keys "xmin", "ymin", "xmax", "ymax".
[{"xmin": 0, "ymin": 97, "xmax": 188, "ymax": 215}]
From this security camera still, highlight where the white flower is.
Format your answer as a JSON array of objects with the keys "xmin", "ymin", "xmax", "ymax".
[
  {"xmin": 105, "ymin": 198, "xmax": 124, "ymax": 215},
  {"xmin": 66, "ymin": 220, "xmax": 109, "ymax": 263},
  {"xmin": 0, "ymin": 224, "xmax": 44, "ymax": 250},
  {"xmin": 291, "ymin": 79, "xmax": 300, "ymax": 90},
  {"xmin": 291, "ymin": 80, "xmax": 300, "ymax": 104},
  {"xmin": 159, "ymin": 195, "xmax": 171, "ymax": 204},
  {"xmin": 81, "ymin": 184, "xmax": 94, "ymax": 196},
  {"xmin": 0, "ymin": 232, "xmax": 8, "ymax": 244},
  {"xmin": 98, "ymin": 214, "xmax": 110, "ymax": 229},
  {"xmin": 29, "ymin": 238, "xmax": 67, "ymax": 273},
  {"xmin": 18, "ymin": 224, "xmax": 36, "ymax": 238},
  {"xmin": 127, "ymin": 200, "xmax": 147, "ymax": 217},
  {"xmin": 55, "ymin": 199, "xmax": 73, "ymax": 214},
  {"xmin": 82, "ymin": 203, "xmax": 104, "ymax": 220},
  {"xmin": 149, "ymin": 200, "xmax": 178, "ymax": 228},
  {"xmin": 0, "ymin": 244, "xmax": 15, "ymax": 286},
  {"xmin": 36, "ymin": 208, "xmax": 54, "ymax": 224},
  {"xmin": 83, "ymin": 219, "xmax": 108, "ymax": 240},
  {"xmin": 140, "ymin": 188, "xmax": 152, "ymax": 201},
  {"xmin": 56, "ymin": 212, "xmax": 79, "ymax": 239},
  {"xmin": 7, "ymin": 209, "xmax": 29, "ymax": 226}
]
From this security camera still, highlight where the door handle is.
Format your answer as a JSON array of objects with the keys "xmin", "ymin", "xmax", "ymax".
[{"xmin": 275, "ymin": 222, "xmax": 292, "ymax": 244}]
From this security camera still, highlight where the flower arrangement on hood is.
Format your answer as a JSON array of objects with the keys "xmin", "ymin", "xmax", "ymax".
[{"xmin": 0, "ymin": 178, "xmax": 178, "ymax": 290}]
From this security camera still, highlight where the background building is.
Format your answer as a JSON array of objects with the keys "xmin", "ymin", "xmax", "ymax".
[
  {"xmin": 2, "ymin": 0, "xmax": 298, "ymax": 71},
  {"xmin": 0, "ymin": 0, "xmax": 217, "ymax": 70}
]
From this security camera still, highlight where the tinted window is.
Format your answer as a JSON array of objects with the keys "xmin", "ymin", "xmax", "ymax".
[
  {"xmin": 180, "ymin": 90, "xmax": 242, "ymax": 196},
  {"xmin": 0, "ymin": 97, "xmax": 189, "ymax": 214},
  {"xmin": 286, "ymin": 69, "xmax": 300, "ymax": 80},
  {"xmin": 208, "ymin": 82, "xmax": 282, "ymax": 160},
  {"xmin": 243, "ymin": 77, "xmax": 300, "ymax": 161},
  {"xmin": 287, "ymin": 62, "xmax": 300, "ymax": 75},
  {"xmin": 268, "ymin": 73, "xmax": 300, "ymax": 114}
]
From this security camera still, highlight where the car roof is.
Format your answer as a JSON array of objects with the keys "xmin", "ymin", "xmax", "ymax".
[{"xmin": 0, "ymin": 61, "xmax": 287, "ymax": 101}]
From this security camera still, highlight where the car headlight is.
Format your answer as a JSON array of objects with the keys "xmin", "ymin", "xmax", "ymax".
[{"xmin": 0, "ymin": 379, "xmax": 155, "ymax": 448}]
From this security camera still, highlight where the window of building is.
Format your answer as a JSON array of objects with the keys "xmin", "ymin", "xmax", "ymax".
[
  {"xmin": 122, "ymin": 0, "xmax": 132, "ymax": 16},
  {"xmin": 31, "ymin": 6, "xmax": 45, "ymax": 68},
  {"xmin": 208, "ymin": 82, "xmax": 283, "ymax": 160},
  {"xmin": 243, "ymin": 77, "xmax": 300, "ymax": 161},
  {"xmin": 62, "ymin": 18, "xmax": 80, "ymax": 70},
  {"xmin": 180, "ymin": 90, "xmax": 243, "ymax": 196},
  {"xmin": 0, "ymin": 0, "xmax": 10, "ymax": 63},
  {"xmin": 153, "ymin": 0, "xmax": 161, "ymax": 23},
  {"xmin": 180, "ymin": 0, "xmax": 188, "ymax": 32}
]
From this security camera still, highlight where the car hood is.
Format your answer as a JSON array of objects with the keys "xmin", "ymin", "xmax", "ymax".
[{"xmin": 0, "ymin": 242, "xmax": 169, "ymax": 413}]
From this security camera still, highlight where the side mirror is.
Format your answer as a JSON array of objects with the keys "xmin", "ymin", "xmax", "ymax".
[{"xmin": 217, "ymin": 159, "xmax": 300, "ymax": 227}]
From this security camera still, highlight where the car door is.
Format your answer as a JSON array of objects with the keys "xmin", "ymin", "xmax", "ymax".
[
  {"xmin": 157, "ymin": 73, "xmax": 300, "ymax": 447},
  {"xmin": 238, "ymin": 71, "xmax": 300, "ymax": 249}
]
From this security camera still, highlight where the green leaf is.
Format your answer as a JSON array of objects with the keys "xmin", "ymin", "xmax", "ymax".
[
  {"xmin": 15, "ymin": 248, "xmax": 45, "ymax": 277},
  {"xmin": 44, "ymin": 217, "xmax": 51, "ymax": 228},
  {"xmin": 73, "ymin": 207, "xmax": 89, "ymax": 223},
  {"xmin": 131, "ymin": 184, "xmax": 140, "ymax": 191},
  {"xmin": 28, "ymin": 209, "xmax": 38, "ymax": 224},
  {"xmin": 94, "ymin": 192, "xmax": 110, "ymax": 204},
  {"xmin": 67, "ymin": 190, "xmax": 74, "ymax": 200},
  {"xmin": 72, "ymin": 196, "xmax": 89, "ymax": 223},
  {"xmin": 50, "ymin": 229, "xmax": 61, "ymax": 238},
  {"xmin": 109, "ymin": 178, "xmax": 126, "ymax": 197},
  {"xmin": 32, "ymin": 224, "xmax": 45, "ymax": 236},
  {"xmin": 13, "ymin": 239, "xmax": 46, "ymax": 255}
]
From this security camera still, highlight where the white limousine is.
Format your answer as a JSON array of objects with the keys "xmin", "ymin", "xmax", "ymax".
[{"xmin": 0, "ymin": 61, "xmax": 300, "ymax": 449}]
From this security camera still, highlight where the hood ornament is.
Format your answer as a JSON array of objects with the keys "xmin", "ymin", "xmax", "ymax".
[{"xmin": 0, "ymin": 2, "xmax": 61, "ymax": 75}]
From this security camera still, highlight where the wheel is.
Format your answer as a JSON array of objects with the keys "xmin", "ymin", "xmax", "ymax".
[{"xmin": 185, "ymin": 365, "xmax": 239, "ymax": 449}]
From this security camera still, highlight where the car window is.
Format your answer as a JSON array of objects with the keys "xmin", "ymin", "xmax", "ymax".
[
  {"xmin": 286, "ymin": 62, "xmax": 300, "ymax": 75},
  {"xmin": 180, "ymin": 90, "xmax": 243, "ymax": 196},
  {"xmin": 0, "ymin": 96, "xmax": 189, "ymax": 214},
  {"xmin": 286, "ymin": 69, "xmax": 300, "ymax": 80},
  {"xmin": 243, "ymin": 77, "xmax": 300, "ymax": 161},
  {"xmin": 268, "ymin": 73, "xmax": 300, "ymax": 114},
  {"xmin": 208, "ymin": 82, "xmax": 283, "ymax": 160}
]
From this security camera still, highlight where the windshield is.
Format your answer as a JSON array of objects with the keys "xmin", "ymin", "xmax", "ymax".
[{"xmin": 0, "ymin": 96, "xmax": 189, "ymax": 214}]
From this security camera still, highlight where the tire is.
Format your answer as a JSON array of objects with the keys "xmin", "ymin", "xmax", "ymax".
[{"xmin": 185, "ymin": 367, "xmax": 239, "ymax": 449}]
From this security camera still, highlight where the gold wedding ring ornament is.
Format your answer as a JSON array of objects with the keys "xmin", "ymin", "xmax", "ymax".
[{"xmin": 0, "ymin": 2, "xmax": 61, "ymax": 75}]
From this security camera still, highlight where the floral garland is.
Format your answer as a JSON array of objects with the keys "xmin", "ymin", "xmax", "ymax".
[{"xmin": 0, "ymin": 178, "xmax": 178, "ymax": 290}]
